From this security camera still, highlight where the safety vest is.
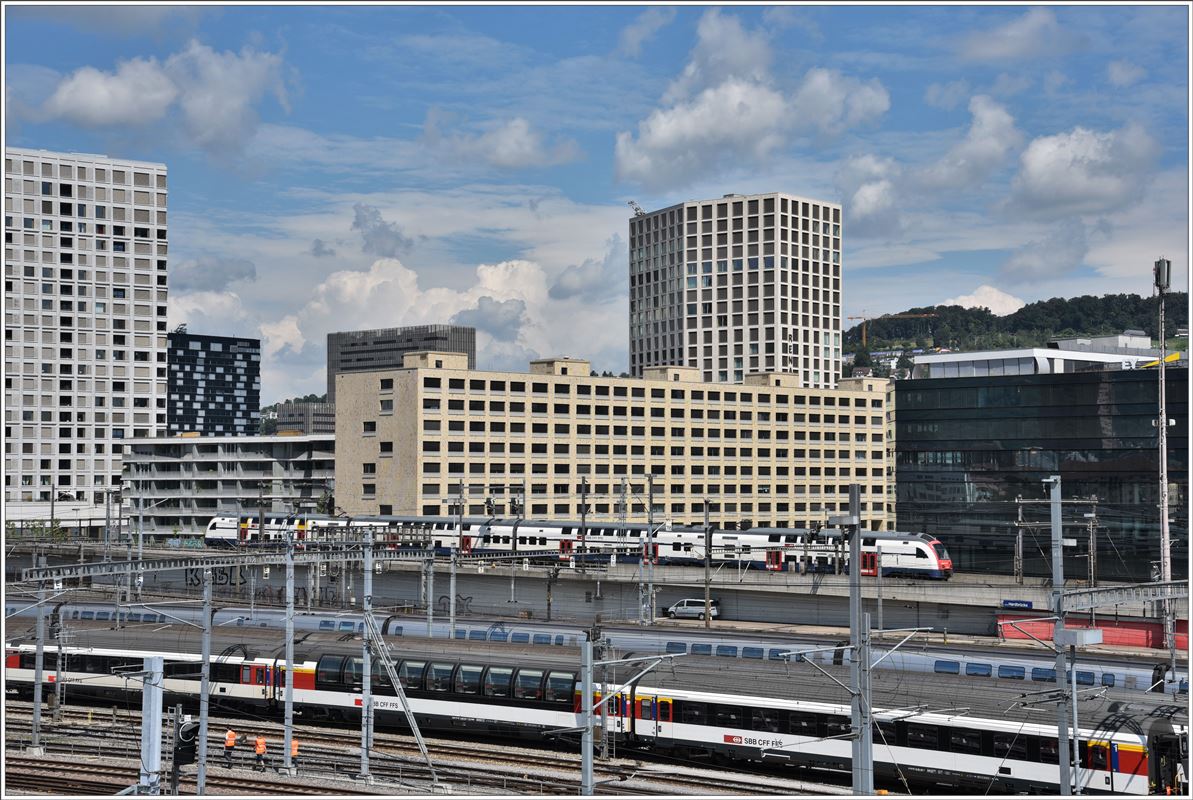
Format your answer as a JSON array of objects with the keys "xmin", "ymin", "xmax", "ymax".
[
  {"xmin": 291, "ymin": 739, "xmax": 299, "ymax": 757},
  {"xmin": 255, "ymin": 736, "xmax": 266, "ymax": 755},
  {"xmin": 224, "ymin": 730, "xmax": 237, "ymax": 748}
]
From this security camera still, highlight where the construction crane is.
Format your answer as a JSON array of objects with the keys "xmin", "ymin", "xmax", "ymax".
[
  {"xmin": 846, "ymin": 312, "xmax": 938, "ymax": 349},
  {"xmin": 628, "ymin": 200, "xmax": 647, "ymax": 217}
]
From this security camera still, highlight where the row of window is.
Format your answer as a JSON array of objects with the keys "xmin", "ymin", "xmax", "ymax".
[
  {"xmin": 5, "ymin": 158, "xmax": 167, "ymax": 188},
  {"xmin": 931, "ymin": 659, "xmax": 1116, "ymax": 686},
  {"xmin": 313, "ymin": 655, "xmax": 577, "ymax": 704}
]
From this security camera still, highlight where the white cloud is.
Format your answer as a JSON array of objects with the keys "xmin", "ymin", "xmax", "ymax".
[
  {"xmin": 990, "ymin": 73, "xmax": 1033, "ymax": 97},
  {"xmin": 1000, "ymin": 219, "xmax": 1088, "ymax": 282},
  {"xmin": 664, "ymin": 9, "xmax": 771, "ymax": 102},
  {"xmin": 171, "ymin": 255, "xmax": 257, "ymax": 292},
  {"xmin": 427, "ymin": 116, "xmax": 579, "ymax": 169},
  {"xmin": 790, "ymin": 68, "xmax": 890, "ymax": 135},
  {"xmin": 942, "ymin": 285, "xmax": 1026, "ymax": 316},
  {"xmin": 962, "ymin": 8, "xmax": 1068, "ymax": 62},
  {"xmin": 918, "ymin": 95, "xmax": 1022, "ymax": 189},
  {"xmin": 618, "ymin": 8, "xmax": 676, "ymax": 56},
  {"xmin": 38, "ymin": 40, "xmax": 287, "ymax": 154},
  {"xmin": 1084, "ymin": 169, "xmax": 1188, "ymax": 286},
  {"xmin": 549, "ymin": 234, "xmax": 627, "ymax": 300},
  {"xmin": 836, "ymin": 154, "xmax": 901, "ymax": 237},
  {"xmin": 43, "ymin": 58, "xmax": 178, "ymax": 126},
  {"xmin": 169, "ymin": 290, "xmax": 257, "ymax": 339},
  {"xmin": 1107, "ymin": 60, "xmax": 1147, "ymax": 88},
  {"xmin": 1009, "ymin": 123, "xmax": 1159, "ymax": 217},
  {"xmin": 924, "ymin": 79, "xmax": 969, "ymax": 110}
]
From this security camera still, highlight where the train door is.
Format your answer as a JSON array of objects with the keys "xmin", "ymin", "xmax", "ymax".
[
  {"xmin": 1149, "ymin": 731, "xmax": 1185, "ymax": 795},
  {"xmin": 637, "ymin": 696, "xmax": 659, "ymax": 741},
  {"xmin": 765, "ymin": 550, "xmax": 783, "ymax": 571},
  {"xmin": 461, "ymin": 535, "xmax": 473, "ymax": 555},
  {"xmin": 560, "ymin": 539, "xmax": 573, "ymax": 560},
  {"xmin": 860, "ymin": 552, "xmax": 878, "ymax": 577}
]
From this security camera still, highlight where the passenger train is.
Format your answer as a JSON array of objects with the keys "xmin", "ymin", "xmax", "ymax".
[
  {"xmin": 5, "ymin": 638, "xmax": 1186, "ymax": 795},
  {"xmin": 204, "ymin": 514, "xmax": 954, "ymax": 579},
  {"xmin": 8, "ymin": 600, "xmax": 1186, "ymax": 697}
]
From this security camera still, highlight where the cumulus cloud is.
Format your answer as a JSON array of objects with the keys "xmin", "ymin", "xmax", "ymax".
[
  {"xmin": 425, "ymin": 114, "xmax": 578, "ymax": 169},
  {"xmin": 924, "ymin": 79, "xmax": 969, "ymax": 110},
  {"xmin": 918, "ymin": 95, "xmax": 1022, "ymax": 189},
  {"xmin": 171, "ymin": 255, "xmax": 257, "ymax": 292},
  {"xmin": 789, "ymin": 68, "xmax": 889, "ymax": 135},
  {"xmin": 1009, "ymin": 123, "xmax": 1159, "ymax": 217},
  {"xmin": 309, "ymin": 239, "xmax": 336, "ymax": 258},
  {"xmin": 1107, "ymin": 60, "xmax": 1146, "ymax": 88},
  {"xmin": 836, "ymin": 154, "xmax": 901, "ymax": 237},
  {"xmin": 450, "ymin": 296, "xmax": 529, "ymax": 342},
  {"xmin": 549, "ymin": 234, "xmax": 627, "ymax": 300},
  {"xmin": 618, "ymin": 7, "xmax": 676, "ymax": 56},
  {"xmin": 169, "ymin": 290, "xmax": 256, "ymax": 338},
  {"xmin": 37, "ymin": 39, "xmax": 287, "ymax": 154},
  {"xmin": 664, "ymin": 9, "xmax": 772, "ymax": 102},
  {"xmin": 942, "ymin": 285, "xmax": 1026, "ymax": 316},
  {"xmin": 352, "ymin": 204, "xmax": 414, "ymax": 258},
  {"xmin": 1000, "ymin": 220, "xmax": 1088, "ymax": 282},
  {"xmin": 9, "ymin": 5, "xmax": 203, "ymax": 37},
  {"xmin": 962, "ymin": 8, "xmax": 1068, "ymax": 62}
]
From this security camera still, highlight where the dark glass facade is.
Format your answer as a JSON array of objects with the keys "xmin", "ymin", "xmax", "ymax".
[
  {"xmin": 895, "ymin": 367, "xmax": 1187, "ymax": 581},
  {"xmin": 327, "ymin": 325, "xmax": 476, "ymax": 403},
  {"xmin": 167, "ymin": 332, "xmax": 261, "ymax": 436}
]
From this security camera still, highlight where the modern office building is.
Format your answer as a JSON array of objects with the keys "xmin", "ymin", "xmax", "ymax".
[
  {"xmin": 167, "ymin": 330, "xmax": 261, "ymax": 436},
  {"xmin": 122, "ymin": 433, "xmax": 335, "ymax": 536},
  {"xmin": 335, "ymin": 351, "xmax": 892, "ymax": 531},
  {"xmin": 910, "ymin": 333, "xmax": 1160, "ymax": 379},
  {"xmin": 629, "ymin": 192, "xmax": 842, "ymax": 387},
  {"xmin": 895, "ymin": 366, "xmax": 1188, "ymax": 581},
  {"xmin": 326, "ymin": 324, "xmax": 475, "ymax": 403},
  {"xmin": 277, "ymin": 401, "xmax": 336, "ymax": 434},
  {"xmin": 4, "ymin": 147, "xmax": 169, "ymax": 504}
]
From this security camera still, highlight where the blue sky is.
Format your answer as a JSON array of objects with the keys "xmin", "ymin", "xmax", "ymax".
[{"xmin": 5, "ymin": 3, "xmax": 1189, "ymax": 402}]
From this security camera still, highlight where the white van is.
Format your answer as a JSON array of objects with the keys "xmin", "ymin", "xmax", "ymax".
[{"xmin": 666, "ymin": 598, "xmax": 720, "ymax": 620}]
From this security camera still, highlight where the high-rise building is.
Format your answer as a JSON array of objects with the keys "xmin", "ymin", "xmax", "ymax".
[
  {"xmin": 277, "ymin": 401, "xmax": 336, "ymax": 435},
  {"xmin": 4, "ymin": 147, "xmax": 169, "ymax": 504},
  {"xmin": 629, "ymin": 192, "xmax": 842, "ymax": 387},
  {"xmin": 334, "ymin": 351, "xmax": 892, "ymax": 531},
  {"xmin": 327, "ymin": 324, "xmax": 475, "ymax": 403},
  {"xmin": 167, "ymin": 330, "xmax": 261, "ymax": 436}
]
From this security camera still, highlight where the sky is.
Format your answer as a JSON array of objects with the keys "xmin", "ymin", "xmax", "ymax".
[{"xmin": 5, "ymin": 3, "xmax": 1189, "ymax": 403}]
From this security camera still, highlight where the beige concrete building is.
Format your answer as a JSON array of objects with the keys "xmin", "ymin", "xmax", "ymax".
[{"xmin": 335, "ymin": 352, "xmax": 893, "ymax": 531}]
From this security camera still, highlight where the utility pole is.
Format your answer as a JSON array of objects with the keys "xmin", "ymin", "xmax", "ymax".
[
  {"xmin": 875, "ymin": 545, "xmax": 884, "ymax": 636},
  {"xmin": 1154, "ymin": 256, "xmax": 1176, "ymax": 687},
  {"xmin": 283, "ymin": 527, "xmax": 295, "ymax": 775},
  {"xmin": 845, "ymin": 483, "xmax": 873, "ymax": 795},
  {"xmin": 104, "ymin": 489, "xmax": 112, "ymax": 562},
  {"xmin": 703, "ymin": 501, "xmax": 712, "ymax": 630},
  {"xmin": 425, "ymin": 549, "xmax": 435, "ymax": 638},
  {"xmin": 1047, "ymin": 475, "xmax": 1072, "ymax": 796},
  {"xmin": 450, "ymin": 482, "xmax": 463, "ymax": 635},
  {"xmin": 646, "ymin": 474, "xmax": 655, "ymax": 622},
  {"xmin": 197, "ymin": 569, "xmax": 212, "ymax": 794},
  {"xmin": 580, "ymin": 477, "xmax": 589, "ymax": 557},
  {"xmin": 31, "ymin": 555, "xmax": 46, "ymax": 755},
  {"xmin": 135, "ymin": 477, "xmax": 144, "ymax": 600},
  {"xmin": 1014, "ymin": 495, "xmax": 1025, "ymax": 585},
  {"xmin": 140, "ymin": 656, "xmax": 164, "ymax": 794},
  {"xmin": 360, "ymin": 533, "xmax": 374, "ymax": 782},
  {"xmin": 580, "ymin": 636, "xmax": 594, "ymax": 796}
]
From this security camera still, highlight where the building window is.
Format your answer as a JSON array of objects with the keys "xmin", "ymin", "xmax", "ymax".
[
  {"xmin": 362, "ymin": 483, "xmax": 376, "ymax": 498},
  {"xmin": 380, "ymin": 399, "xmax": 393, "ymax": 414},
  {"xmin": 363, "ymin": 463, "xmax": 376, "ymax": 475},
  {"xmin": 380, "ymin": 441, "xmax": 393, "ymax": 456},
  {"xmin": 363, "ymin": 421, "xmax": 376, "ymax": 434}
]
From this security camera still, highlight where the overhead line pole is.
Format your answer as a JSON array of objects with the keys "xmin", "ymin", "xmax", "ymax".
[
  {"xmin": 360, "ymin": 534, "xmax": 373, "ymax": 782},
  {"xmin": 1154, "ymin": 256, "xmax": 1176, "ymax": 688},
  {"xmin": 197, "ymin": 569, "xmax": 212, "ymax": 794},
  {"xmin": 283, "ymin": 527, "xmax": 295, "ymax": 775},
  {"xmin": 31, "ymin": 554, "xmax": 46, "ymax": 755},
  {"xmin": 1047, "ymin": 475, "xmax": 1072, "ymax": 796}
]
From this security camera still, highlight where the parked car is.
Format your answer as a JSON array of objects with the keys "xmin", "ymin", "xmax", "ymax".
[{"xmin": 666, "ymin": 598, "xmax": 720, "ymax": 620}]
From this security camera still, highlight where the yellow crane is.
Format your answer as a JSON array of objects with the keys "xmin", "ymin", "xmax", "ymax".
[{"xmin": 846, "ymin": 312, "xmax": 938, "ymax": 349}]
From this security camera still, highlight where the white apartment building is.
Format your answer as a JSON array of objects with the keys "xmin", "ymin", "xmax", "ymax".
[
  {"xmin": 4, "ymin": 147, "xmax": 169, "ymax": 504},
  {"xmin": 629, "ymin": 192, "xmax": 843, "ymax": 387}
]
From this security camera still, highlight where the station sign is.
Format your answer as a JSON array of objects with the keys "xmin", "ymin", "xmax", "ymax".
[{"xmin": 1001, "ymin": 599, "xmax": 1033, "ymax": 610}]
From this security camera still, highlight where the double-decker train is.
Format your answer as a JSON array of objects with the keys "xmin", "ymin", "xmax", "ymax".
[
  {"xmin": 204, "ymin": 514, "xmax": 954, "ymax": 579},
  {"xmin": 5, "ymin": 630, "xmax": 1187, "ymax": 795}
]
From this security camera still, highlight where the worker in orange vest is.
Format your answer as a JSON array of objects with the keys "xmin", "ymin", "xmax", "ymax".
[
  {"xmin": 254, "ymin": 734, "xmax": 267, "ymax": 771},
  {"xmin": 290, "ymin": 737, "xmax": 300, "ymax": 773},
  {"xmin": 222, "ymin": 728, "xmax": 239, "ymax": 767}
]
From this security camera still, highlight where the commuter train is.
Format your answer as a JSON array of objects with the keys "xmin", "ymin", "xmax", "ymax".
[
  {"xmin": 5, "ymin": 638, "xmax": 1187, "ymax": 795},
  {"xmin": 8, "ymin": 600, "xmax": 1186, "ymax": 696},
  {"xmin": 203, "ymin": 514, "xmax": 954, "ymax": 579}
]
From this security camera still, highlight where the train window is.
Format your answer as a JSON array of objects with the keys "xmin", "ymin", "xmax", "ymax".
[
  {"xmin": 768, "ymin": 649, "xmax": 787, "ymax": 661},
  {"xmin": 825, "ymin": 717, "xmax": 851, "ymax": 740},
  {"xmin": 511, "ymin": 632, "xmax": 530, "ymax": 644},
  {"xmin": 716, "ymin": 645, "xmax": 738, "ymax": 658},
  {"xmin": 342, "ymin": 657, "xmax": 363, "ymax": 685},
  {"xmin": 544, "ymin": 672, "xmax": 575, "ymax": 703},
  {"xmin": 997, "ymin": 665, "xmax": 1026, "ymax": 680},
  {"xmin": 256, "ymin": 668, "xmax": 267, "ymax": 685},
  {"xmin": 453, "ymin": 662, "xmax": 481, "ymax": 696},
  {"xmin": 680, "ymin": 701, "xmax": 707, "ymax": 725},
  {"xmin": 1038, "ymin": 737, "xmax": 1059, "ymax": 764},
  {"xmin": 241, "ymin": 665, "xmax": 252, "ymax": 684},
  {"xmin": 906, "ymin": 723, "xmax": 939, "ymax": 749},
  {"xmin": 788, "ymin": 711, "xmax": 818, "ymax": 736},
  {"xmin": 749, "ymin": 709, "xmax": 783, "ymax": 732},
  {"xmin": 915, "ymin": 549, "xmax": 929, "ymax": 558},
  {"xmin": 554, "ymin": 635, "xmax": 565, "ymax": 646},
  {"xmin": 1031, "ymin": 667, "xmax": 1056, "ymax": 682},
  {"xmin": 1178, "ymin": 679, "xmax": 1187, "ymax": 693},
  {"xmin": 398, "ymin": 661, "xmax": 426, "ymax": 689},
  {"xmin": 691, "ymin": 644, "xmax": 712, "ymax": 656},
  {"xmin": 316, "ymin": 655, "xmax": 344, "ymax": 685},
  {"xmin": 339, "ymin": 621, "xmax": 355, "ymax": 633},
  {"xmin": 318, "ymin": 621, "xmax": 335, "ymax": 631},
  {"xmin": 1076, "ymin": 671, "xmax": 1095, "ymax": 686},
  {"xmin": 993, "ymin": 733, "xmax": 1027, "ymax": 760},
  {"xmin": 659, "ymin": 700, "xmax": 672, "ymax": 722},
  {"xmin": 949, "ymin": 729, "xmax": 982, "ymax": 754},
  {"xmin": 1100, "ymin": 673, "xmax": 1116, "ymax": 688},
  {"xmin": 933, "ymin": 660, "xmax": 960, "ymax": 674},
  {"xmin": 428, "ymin": 663, "xmax": 454, "ymax": 691},
  {"xmin": 469, "ymin": 630, "xmax": 487, "ymax": 641},
  {"xmin": 532, "ymin": 634, "xmax": 552, "ymax": 645},
  {"xmin": 513, "ymin": 669, "xmax": 544, "ymax": 700},
  {"xmin": 665, "ymin": 642, "xmax": 686, "ymax": 654},
  {"xmin": 965, "ymin": 663, "xmax": 992, "ymax": 677},
  {"xmin": 640, "ymin": 699, "xmax": 654, "ymax": 720},
  {"xmin": 874, "ymin": 720, "xmax": 899, "ymax": 747},
  {"xmin": 127, "ymin": 613, "xmax": 142, "ymax": 622},
  {"xmin": 80, "ymin": 611, "xmax": 94, "ymax": 620},
  {"xmin": 454, "ymin": 628, "xmax": 467, "ymax": 640},
  {"xmin": 390, "ymin": 625, "xmax": 403, "ymax": 637},
  {"xmin": 371, "ymin": 667, "xmax": 393, "ymax": 693},
  {"xmin": 742, "ymin": 647, "xmax": 764, "ymax": 659},
  {"xmin": 713, "ymin": 704, "xmax": 743, "ymax": 728},
  {"xmin": 213, "ymin": 663, "xmax": 240, "ymax": 683},
  {"xmin": 490, "ymin": 631, "xmax": 509, "ymax": 643}
]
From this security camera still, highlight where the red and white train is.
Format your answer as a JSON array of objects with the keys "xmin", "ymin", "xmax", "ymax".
[{"xmin": 7, "ymin": 640, "xmax": 1184, "ymax": 794}]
